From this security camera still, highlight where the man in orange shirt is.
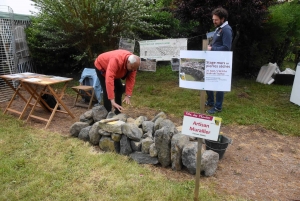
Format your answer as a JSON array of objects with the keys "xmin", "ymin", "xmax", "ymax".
[{"xmin": 94, "ymin": 49, "xmax": 140, "ymax": 114}]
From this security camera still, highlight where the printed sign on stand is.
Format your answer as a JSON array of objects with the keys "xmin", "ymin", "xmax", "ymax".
[
  {"xmin": 182, "ymin": 111, "xmax": 222, "ymax": 141},
  {"xmin": 179, "ymin": 50, "xmax": 233, "ymax": 92}
]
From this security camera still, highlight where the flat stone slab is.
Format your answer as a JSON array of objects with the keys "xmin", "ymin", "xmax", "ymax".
[{"xmin": 129, "ymin": 152, "xmax": 159, "ymax": 165}]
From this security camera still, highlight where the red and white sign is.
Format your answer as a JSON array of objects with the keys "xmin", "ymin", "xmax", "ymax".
[{"xmin": 182, "ymin": 111, "xmax": 221, "ymax": 141}]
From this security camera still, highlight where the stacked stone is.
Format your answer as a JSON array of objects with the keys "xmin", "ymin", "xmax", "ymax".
[{"xmin": 70, "ymin": 106, "xmax": 219, "ymax": 176}]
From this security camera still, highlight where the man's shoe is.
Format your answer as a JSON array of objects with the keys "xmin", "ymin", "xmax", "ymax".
[
  {"xmin": 206, "ymin": 107, "xmax": 221, "ymax": 114},
  {"xmin": 205, "ymin": 102, "xmax": 214, "ymax": 107}
]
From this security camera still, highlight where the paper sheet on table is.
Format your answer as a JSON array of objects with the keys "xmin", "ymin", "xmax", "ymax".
[
  {"xmin": 39, "ymin": 81, "xmax": 53, "ymax": 84},
  {"xmin": 4, "ymin": 74, "xmax": 25, "ymax": 79},
  {"xmin": 21, "ymin": 72, "xmax": 36, "ymax": 76},
  {"xmin": 23, "ymin": 78, "xmax": 41, "ymax": 82},
  {"xmin": 50, "ymin": 76, "xmax": 69, "ymax": 81}
]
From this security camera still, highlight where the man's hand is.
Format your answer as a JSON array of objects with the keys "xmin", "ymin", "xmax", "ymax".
[
  {"xmin": 207, "ymin": 45, "xmax": 212, "ymax": 51},
  {"xmin": 122, "ymin": 95, "xmax": 131, "ymax": 105},
  {"xmin": 110, "ymin": 99, "xmax": 124, "ymax": 113}
]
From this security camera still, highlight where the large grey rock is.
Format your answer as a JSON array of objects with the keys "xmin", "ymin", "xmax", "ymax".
[
  {"xmin": 134, "ymin": 116, "xmax": 147, "ymax": 128},
  {"xmin": 149, "ymin": 143, "xmax": 158, "ymax": 157},
  {"xmin": 111, "ymin": 133, "xmax": 122, "ymax": 142},
  {"xmin": 141, "ymin": 137, "xmax": 154, "ymax": 154},
  {"xmin": 142, "ymin": 131, "xmax": 153, "ymax": 139},
  {"xmin": 151, "ymin": 111, "xmax": 167, "ymax": 122},
  {"xmin": 98, "ymin": 129, "xmax": 111, "ymax": 136},
  {"xmin": 70, "ymin": 122, "xmax": 89, "ymax": 137},
  {"xmin": 115, "ymin": 113, "xmax": 129, "ymax": 122},
  {"xmin": 154, "ymin": 117, "xmax": 164, "ymax": 131},
  {"xmin": 99, "ymin": 120, "xmax": 125, "ymax": 134},
  {"xmin": 92, "ymin": 105, "xmax": 108, "ymax": 122},
  {"xmin": 154, "ymin": 127, "xmax": 173, "ymax": 167},
  {"xmin": 82, "ymin": 109, "xmax": 93, "ymax": 119},
  {"xmin": 106, "ymin": 111, "xmax": 116, "ymax": 119},
  {"xmin": 79, "ymin": 117, "xmax": 94, "ymax": 125},
  {"xmin": 78, "ymin": 126, "xmax": 91, "ymax": 141},
  {"xmin": 159, "ymin": 119, "xmax": 175, "ymax": 130},
  {"xmin": 142, "ymin": 121, "xmax": 154, "ymax": 134},
  {"xmin": 182, "ymin": 142, "xmax": 198, "ymax": 174},
  {"xmin": 126, "ymin": 117, "xmax": 135, "ymax": 124},
  {"xmin": 158, "ymin": 119, "xmax": 178, "ymax": 135},
  {"xmin": 120, "ymin": 135, "xmax": 133, "ymax": 155},
  {"xmin": 171, "ymin": 133, "xmax": 190, "ymax": 171},
  {"xmin": 131, "ymin": 141, "xmax": 142, "ymax": 151},
  {"xmin": 129, "ymin": 152, "xmax": 159, "ymax": 164},
  {"xmin": 79, "ymin": 110, "xmax": 94, "ymax": 125},
  {"xmin": 121, "ymin": 123, "xmax": 143, "ymax": 141},
  {"xmin": 99, "ymin": 137, "xmax": 120, "ymax": 153},
  {"xmin": 201, "ymin": 150, "xmax": 219, "ymax": 176},
  {"xmin": 89, "ymin": 122, "xmax": 101, "ymax": 145}
]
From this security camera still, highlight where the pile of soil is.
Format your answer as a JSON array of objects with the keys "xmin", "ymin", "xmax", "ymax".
[{"xmin": 0, "ymin": 93, "xmax": 299, "ymax": 200}]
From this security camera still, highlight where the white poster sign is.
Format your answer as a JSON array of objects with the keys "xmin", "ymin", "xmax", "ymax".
[
  {"xmin": 182, "ymin": 111, "xmax": 221, "ymax": 141},
  {"xmin": 179, "ymin": 50, "xmax": 233, "ymax": 91},
  {"xmin": 139, "ymin": 38, "xmax": 187, "ymax": 61},
  {"xmin": 139, "ymin": 58, "xmax": 157, "ymax": 71},
  {"xmin": 290, "ymin": 62, "xmax": 300, "ymax": 106}
]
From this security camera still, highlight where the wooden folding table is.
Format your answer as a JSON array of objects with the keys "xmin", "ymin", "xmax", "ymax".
[
  {"xmin": 0, "ymin": 73, "xmax": 75, "ymax": 128},
  {"xmin": 20, "ymin": 75, "xmax": 75, "ymax": 128},
  {"xmin": 0, "ymin": 73, "xmax": 44, "ymax": 119}
]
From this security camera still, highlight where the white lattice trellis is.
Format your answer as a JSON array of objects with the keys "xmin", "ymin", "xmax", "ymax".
[
  {"xmin": 0, "ymin": 6, "xmax": 34, "ymax": 102},
  {"xmin": 0, "ymin": 6, "xmax": 16, "ymax": 102}
]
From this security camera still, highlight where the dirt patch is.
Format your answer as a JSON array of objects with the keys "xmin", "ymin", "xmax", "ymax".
[{"xmin": 0, "ymin": 92, "xmax": 299, "ymax": 200}]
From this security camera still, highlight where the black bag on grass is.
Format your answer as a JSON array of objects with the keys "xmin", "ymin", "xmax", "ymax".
[{"xmin": 41, "ymin": 94, "xmax": 60, "ymax": 111}]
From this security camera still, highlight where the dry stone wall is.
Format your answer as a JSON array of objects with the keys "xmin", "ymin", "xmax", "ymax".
[{"xmin": 70, "ymin": 105, "xmax": 219, "ymax": 176}]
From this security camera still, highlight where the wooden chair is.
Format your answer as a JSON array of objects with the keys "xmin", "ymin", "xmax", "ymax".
[{"xmin": 71, "ymin": 85, "xmax": 95, "ymax": 109}]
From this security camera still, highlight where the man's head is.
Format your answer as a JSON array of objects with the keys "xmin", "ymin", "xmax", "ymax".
[
  {"xmin": 212, "ymin": 7, "xmax": 228, "ymax": 27},
  {"xmin": 127, "ymin": 55, "xmax": 140, "ymax": 72}
]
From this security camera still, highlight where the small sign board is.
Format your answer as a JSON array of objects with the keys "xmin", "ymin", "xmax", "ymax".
[
  {"xmin": 171, "ymin": 58, "xmax": 180, "ymax": 71},
  {"xmin": 182, "ymin": 111, "xmax": 221, "ymax": 141},
  {"xmin": 139, "ymin": 58, "xmax": 157, "ymax": 71}
]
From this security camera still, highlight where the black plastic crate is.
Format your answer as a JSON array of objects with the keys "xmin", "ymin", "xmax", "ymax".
[{"xmin": 274, "ymin": 74, "xmax": 295, "ymax": 85}]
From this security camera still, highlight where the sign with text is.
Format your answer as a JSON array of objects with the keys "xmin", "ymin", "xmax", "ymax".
[
  {"xmin": 179, "ymin": 50, "xmax": 233, "ymax": 91},
  {"xmin": 182, "ymin": 111, "xmax": 221, "ymax": 141},
  {"xmin": 139, "ymin": 38, "xmax": 187, "ymax": 61}
]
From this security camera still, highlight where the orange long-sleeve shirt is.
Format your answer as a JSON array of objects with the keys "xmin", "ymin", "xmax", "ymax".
[{"xmin": 94, "ymin": 50, "xmax": 137, "ymax": 100}]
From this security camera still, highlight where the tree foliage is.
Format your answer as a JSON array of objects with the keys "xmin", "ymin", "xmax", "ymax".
[
  {"xmin": 26, "ymin": 0, "xmax": 166, "ymax": 73},
  {"xmin": 174, "ymin": 0, "xmax": 277, "ymax": 77},
  {"xmin": 264, "ymin": 1, "xmax": 300, "ymax": 69}
]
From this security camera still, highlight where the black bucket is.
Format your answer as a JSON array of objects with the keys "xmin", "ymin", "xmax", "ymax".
[{"xmin": 205, "ymin": 135, "xmax": 231, "ymax": 160}]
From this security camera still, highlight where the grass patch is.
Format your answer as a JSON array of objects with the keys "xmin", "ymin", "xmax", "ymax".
[{"xmin": 0, "ymin": 113, "xmax": 246, "ymax": 200}]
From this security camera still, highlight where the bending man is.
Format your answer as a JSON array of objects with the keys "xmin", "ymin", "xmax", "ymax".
[{"xmin": 94, "ymin": 49, "xmax": 140, "ymax": 114}]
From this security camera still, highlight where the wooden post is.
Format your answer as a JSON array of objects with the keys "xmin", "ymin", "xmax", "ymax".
[
  {"xmin": 202, "ymin": 39, "xmax": 208, "ymax": 51},
  {"xmin": 194, "ymin": 90, "xmax": 206, "ymax": 201}
]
